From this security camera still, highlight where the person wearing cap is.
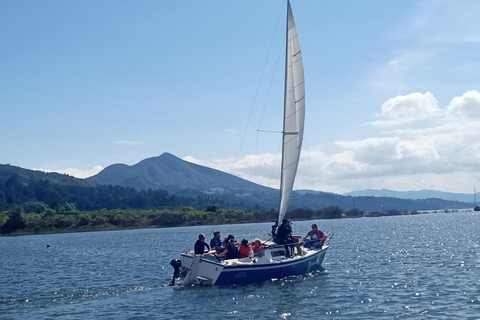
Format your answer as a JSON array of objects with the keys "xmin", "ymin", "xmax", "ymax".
[
  {"xmin": 302, "ymin": 224, "xmax": 326, "ymax": 248},
  {"xmin": 194, "ymin": 233, "xmax": 210, "ymax": 255},
  {"xmin": 210, "ymin": 231, "xmax": 224, "ymax": 253}
]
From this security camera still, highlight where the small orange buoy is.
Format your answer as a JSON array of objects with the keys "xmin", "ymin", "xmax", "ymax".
[{"xmin": 46, "ymin": 244, "xmax": 51, "ymax": 248}]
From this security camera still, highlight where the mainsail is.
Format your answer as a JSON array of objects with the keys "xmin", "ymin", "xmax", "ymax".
[{"xmin": 278, "ymin": 0, "xmax": 305, "ymax": 225}]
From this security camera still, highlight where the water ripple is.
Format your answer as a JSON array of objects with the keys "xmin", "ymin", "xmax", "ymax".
[{"xmin": 1, "ymin": 211, "xmax": 480, "ymax": 319}]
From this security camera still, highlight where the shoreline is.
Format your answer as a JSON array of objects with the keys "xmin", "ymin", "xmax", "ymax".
[{"xmin": 3, "ymin": 208, "xmax": 475, "ymax": 237}]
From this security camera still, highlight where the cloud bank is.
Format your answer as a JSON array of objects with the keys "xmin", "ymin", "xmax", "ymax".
[
  {"xmin": 36, "ymin": 165, "xmax": 104, "ymax": 179},
  {"xmin": 185, "ymin": 91, "xmax": 480, "ymax": 193}
]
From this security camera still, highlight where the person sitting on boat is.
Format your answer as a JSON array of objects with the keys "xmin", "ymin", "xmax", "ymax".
[
  {"xmin": 302, "ymin": 224, "xmax": 326, "ymax": 248},
  {"xmin": 269, "ymin": 222, "xmax": 278, "ymax": 240},
  {"xmin": 276, "ymin": 218, "xmax": 294, "ymax": 257},
  {"xmin": 238, "ymin": 239, "xmax": 251, "ymax": 258},
  {"xmin": 194, "ymin": 233, "xmax": 210, "ymax": 255},
  {"xmin": 210, "ymin": 231, "xmax": 224, "ymax": 253},
  {"xmin": 251, "ymin": 238, "xmax": 264, "ymax": 254},
  {"xmin": 216, "ymin": 234, "xmax": 240, "ymax": 259}
]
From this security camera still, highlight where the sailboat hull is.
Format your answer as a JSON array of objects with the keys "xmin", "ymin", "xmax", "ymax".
[
  {"xmin": 215, "ymin": 247, "xmax": 327, "ymax": 285},
  {"xmin": 174, "ymin": 244, "xmax": 328, "ymax": 286}
]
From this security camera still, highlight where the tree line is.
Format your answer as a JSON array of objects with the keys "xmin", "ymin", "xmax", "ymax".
[
  {"xmin": 0, "ymin": 201, "xmax": 425, "ymax": 235},
  {"xmin": 1, "ymin": 170, "xmax": 469, "ymax": 214},
  {"xmin": 0, "ymin": 174, "xmax": 257, "ymax": 212}
]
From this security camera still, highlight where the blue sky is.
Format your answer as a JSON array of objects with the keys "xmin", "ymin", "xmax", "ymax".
[{"xmin": 1, "ymin": 0, "xmax": 480, "ymax": 194}]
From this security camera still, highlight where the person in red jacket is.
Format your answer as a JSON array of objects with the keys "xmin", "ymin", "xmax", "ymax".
[
  {"xmin": 251, "ymin": 238, "xmax": 264, "ymax": 254},
  {"xmin": 238, "ymin": 239, "xmax": 251, "ymax": 258}
]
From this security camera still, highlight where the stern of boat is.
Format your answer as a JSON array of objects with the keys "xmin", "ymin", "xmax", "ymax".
[{"xmin": 170, "ymin": 253, "xmax": 225, "ymax": 286}]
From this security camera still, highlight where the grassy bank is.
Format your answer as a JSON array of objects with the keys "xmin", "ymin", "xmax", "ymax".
[
  {"xmin": 1, "ymin": 204, "xmax": 461, "ymax": 236},
  {"xmin": 1, "ymin": 205, "xmax": 348, "ymax": 236}
]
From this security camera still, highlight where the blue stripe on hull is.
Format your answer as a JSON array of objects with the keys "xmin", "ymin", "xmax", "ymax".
[{"xmin": 214, "ymin": 248, "xmax": 327, "ymax": 285}]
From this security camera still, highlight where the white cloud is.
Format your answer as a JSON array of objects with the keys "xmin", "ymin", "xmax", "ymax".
[
  {"xmin": 336, "ymin": 91, "xmax": 480, "ymax": 192},
  {"xmin": 184, "ymin": 91, "xmax": 480, "ymax": 194},
  {"xmin": 447, "ymin": 90, "xmax": 480, "ymax": 119},
  {"xmin": 337, "ymin": 137, "xmax": 439, "ymax": 166},
  {"xmin": 369, "ymin": 92, "xmax": 442, "ymax": 127},
  {"xmin": 184, "ymin": 154, "xmax": 282, "ymax": 189},
  {"xmin": 35, "ymin": 165, "xmax": 104, "ymax": 179},
  {"xmin": 381, "ymin": 92, "xmax": 439, "ymax": 120}
]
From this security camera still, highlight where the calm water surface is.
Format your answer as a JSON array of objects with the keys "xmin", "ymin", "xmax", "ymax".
[{"xmin": 1, "ymin": 211, "xmax": 480, "ymax": 319}]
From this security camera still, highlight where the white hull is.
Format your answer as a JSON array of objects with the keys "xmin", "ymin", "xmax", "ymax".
[{"xmin": 172, "ymin": 242, "xmax": 328, "ymax": 286}]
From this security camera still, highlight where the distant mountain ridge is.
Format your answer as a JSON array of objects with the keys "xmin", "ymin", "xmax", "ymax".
[
  {"xmin": 86, "ymin": 153, "xmax": 473, "ymax": 211},
  {"xmin": 87, "ymin": 153, "xmax": 273, "ymax": 193},
  {"xmin": 344, "ymin": 189, "xmax": 478, "ymax": 204},
  {"xmin": 0, "ymin": 164, "xmax": 94, "ymax": 188},
  {"xmin": 0, "ymin": 155, "xmax": 475, "ymax": 212}
]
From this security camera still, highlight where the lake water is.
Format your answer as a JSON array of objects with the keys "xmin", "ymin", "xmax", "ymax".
[{"xmin": 1, "ymin": 211, "xmax": 480, "ymax": 319}]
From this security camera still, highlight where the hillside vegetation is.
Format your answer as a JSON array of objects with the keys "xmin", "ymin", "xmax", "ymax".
[
  {"xmin": 2, "ymin": 202, "xmax": 440, "ymax": 236},
  {"xmin": 0, "ymin": 159, "xmax": 473, "ymax": 236}
]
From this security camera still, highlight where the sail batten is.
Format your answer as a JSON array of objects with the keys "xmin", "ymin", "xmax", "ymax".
[{"xmin": 278, "ymin": 0, "xmax": 305, "ymax": 225}]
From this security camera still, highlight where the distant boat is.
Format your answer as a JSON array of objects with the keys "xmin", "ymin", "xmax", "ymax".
[
  {"xmin": 474, "ymin": 188, "xmax": 480, "ymax": 212},
  {"xmin": 169, "ymin": 1, "xmax": 329, "ymax": 286}
]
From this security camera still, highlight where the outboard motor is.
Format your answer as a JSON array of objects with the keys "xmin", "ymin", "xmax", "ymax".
[{"xmin": 169, "ymin": 259, "xmax": 182, "ymax": 286}]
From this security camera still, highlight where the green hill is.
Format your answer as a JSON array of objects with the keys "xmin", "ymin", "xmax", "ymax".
[{"xmin": 87, "ymin": 152, "xmax": 273, "ymax": 193}]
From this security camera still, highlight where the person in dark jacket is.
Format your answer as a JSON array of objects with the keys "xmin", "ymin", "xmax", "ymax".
[
  {"xmin": 210, "ymin": 231, "xmax": 224, "ymax": 253},
  {"xmin": 276, "ymin": 219, "xmax": 293, "ymax": 257},
  {"xmin": 194, "ymin": 233, "xmax": 210, "ymax": 255},
  {"xmin": 216, "ymin": 234, "xmax": 240, "ymax": 259}
]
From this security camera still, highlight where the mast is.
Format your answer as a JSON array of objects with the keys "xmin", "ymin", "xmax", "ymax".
[{"xmin": 278, "ymin": 0, "xmax": 290, "ymax": 226}]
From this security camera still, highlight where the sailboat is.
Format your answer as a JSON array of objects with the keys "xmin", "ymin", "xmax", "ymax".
[
  {"xmin": 169, "ymin": 1, "xmax": 329, "ymax": 286},
  {"xmin": 474, "ymin": 188, "xmax": 480, "ymax": 212}
]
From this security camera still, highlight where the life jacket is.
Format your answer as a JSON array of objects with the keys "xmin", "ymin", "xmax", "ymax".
[
  {"xmin": 239, "ymin": 245, "xmax": 250, "ymax": 258},
  {"xmin": 252, "ymin": 245, "xmax": 263, "ymax": 254},
  {"xmin": 308, "ymin": 229, "xmax": 324, "ymax": 240}
]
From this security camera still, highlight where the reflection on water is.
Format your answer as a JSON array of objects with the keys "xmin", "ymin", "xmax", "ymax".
[{"xmin": 1, "ymin": 211, "xmax": 480, "ymax": 319}]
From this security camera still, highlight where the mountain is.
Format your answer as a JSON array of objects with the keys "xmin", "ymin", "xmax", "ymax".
[
  {"xmin": 292, "ymin": 190, "xmax": 470, "ymax": 212},
  {"xmin": 0, "ymin": 158, "xmax": 473, "ymax": 212},
  {"xmin": 0, "ymin": 163, "xmax": 174, "ymax": 211},
  {"xmin": 0, "ymin": 164, "xmax": 94, "ymax": 188},
  {"xmin": 344, "ymin": 189, "xmax": 478, "ymax": 203},
  {"xmin": 87, "ymin": 153, "xmax": 273, "ymax": 193},
  {"xmin": 87, "ymin": 154, "xmax": 472, "ymax": 211}
]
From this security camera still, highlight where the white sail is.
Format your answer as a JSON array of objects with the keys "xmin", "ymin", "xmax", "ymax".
[{"xmin": 278, "ymin": 1, "xmax": 305, "ymax": 225}]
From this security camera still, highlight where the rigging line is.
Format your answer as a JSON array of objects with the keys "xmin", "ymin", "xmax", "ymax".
[
  {"xmin": 269, "ymin": 141, "xmax": 283, "ymax": 189},
  {"xmin": 257, "ymin": 29, "xmax": 286, "ymax": 131},
  {"xmin": 237, "ymin": 1, "xmax": 286, "ymax": 157},
  {"xmin": 255, "ymin": 130, "xmax": 259, "ymax": 180}
]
